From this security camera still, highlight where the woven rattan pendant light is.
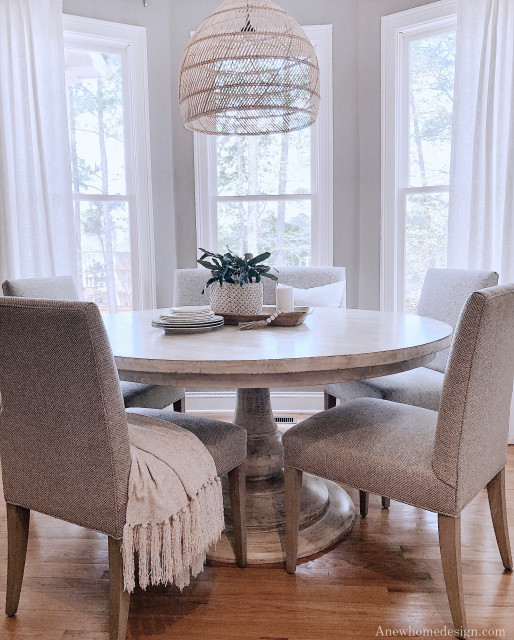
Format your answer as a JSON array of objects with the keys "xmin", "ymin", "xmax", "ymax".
[{"xmin": 179, "ymin": 0, "xmax": 320, "ymax": 135}]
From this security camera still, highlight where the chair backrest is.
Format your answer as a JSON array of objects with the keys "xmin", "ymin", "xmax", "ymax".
[
  {"xmin": 433, "ymin": 284, "xmax": 514, "ymax": 512},
  {"xmin": 417, "ymin": 268, "xmax": 498, "ymax": 373},
  {"xmin": 2, "ymin": 276, "xmax": 79, "ymax": 301},
  {"xmin": 174, "ymin": 266, "xmax": 347, "ymax": 307},
  {"xmin": 0, "ymin": 297, "xmax": 131, "ymax": 538}
]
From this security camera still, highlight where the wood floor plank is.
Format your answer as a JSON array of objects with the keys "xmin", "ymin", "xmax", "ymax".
[{"xmin": 0, "ymin": 421, "xmax": 512, "ymax": 639}]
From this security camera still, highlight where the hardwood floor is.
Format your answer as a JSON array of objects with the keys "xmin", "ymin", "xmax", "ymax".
[{"xmin": 1, "ymin": 420, "xmax": 513, "ymax": 639}]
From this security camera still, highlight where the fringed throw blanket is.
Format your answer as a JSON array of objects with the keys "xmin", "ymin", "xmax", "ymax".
[{"xmin": 122, "ymin": 418, "xmax": 225, "ymax": 593}]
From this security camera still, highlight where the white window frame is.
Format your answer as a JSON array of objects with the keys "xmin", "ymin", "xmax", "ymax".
[
  {"xmin": 63, "ymin": 15, "xmax": 156, "ymax": 310},
  {"xmin": 381, "ymin": 1, "xmax": 457, "ymax": 311},
  {"xmin": 193, "ymin": 24, "xmax": 333, "ymax": 266}
]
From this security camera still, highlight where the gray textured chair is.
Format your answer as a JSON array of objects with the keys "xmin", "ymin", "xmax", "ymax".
[
  {"xmin": 174, "ymin": 266, "xmax": 347, "ymax": 307},
  {"xmin": 0, "ymin": 297, "xmax": 247, "ymax": 640},
  {"xmin": 284, "ymin": 284, "xmax": 514, "ymax": 637},
  {"xmin": 2, "ymin": 276, "xmax": 186, "ymax": 412},
  {"xmin": 325, "ymin": 268, "xmax": 498, "ymax": 514}
]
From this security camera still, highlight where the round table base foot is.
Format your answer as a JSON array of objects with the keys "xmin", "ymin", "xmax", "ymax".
[{"xmin": 207, "ymin": 480, "xmax": 355, "ymax": 565}]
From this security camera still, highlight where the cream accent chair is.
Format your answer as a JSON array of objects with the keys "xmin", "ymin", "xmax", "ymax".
[
  {"xmin": 0, "ymin": 297, "xmax": 247, "ymax": 640},
  {"xmin": 325, "ymin": 268, "xmax": 499, "ymax": 514},
  {"xmin": 2, "ymin": 276, "xmax": 186, "ymax": 412},
  {"xmin": 284, "ymin": 284, "xmax": 514, "ymax": 638}
]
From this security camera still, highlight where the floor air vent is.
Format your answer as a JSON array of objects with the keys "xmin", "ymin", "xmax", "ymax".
[{"xmin": 274, "ymin": 416, "xmax": 298, "ymax": 424}]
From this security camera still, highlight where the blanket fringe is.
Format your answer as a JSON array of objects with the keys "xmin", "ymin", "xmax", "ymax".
[{"xmin": 122, "ymin": 476, "xmax": 225, "ymax": 593}]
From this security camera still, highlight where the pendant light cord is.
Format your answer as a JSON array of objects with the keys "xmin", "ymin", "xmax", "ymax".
[{"xmin": 242, "ymin": 0, "xmax": 255, "ymax": 33}]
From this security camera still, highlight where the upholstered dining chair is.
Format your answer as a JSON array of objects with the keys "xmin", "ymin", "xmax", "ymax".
[
  {"xmin": 0, "ymin": 297, "xmax": 247, "ymax": 640},
  {"xmin": 2, "ymin": 275, "xmax": 186, "ymax": 412},
  {"xmin": 325, "ymin": 268, "xmax": 498, "ymax": 515},
  {"xmin": 284, "ymin": 284, "xmax": 514, "ymax": 638}
]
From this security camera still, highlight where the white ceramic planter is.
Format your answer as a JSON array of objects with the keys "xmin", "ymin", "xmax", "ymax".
[{"xmin": 209, "ymin": 281, "xmax": 263, "ymax": 314}]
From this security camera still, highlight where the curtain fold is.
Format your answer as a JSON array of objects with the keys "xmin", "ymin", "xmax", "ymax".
[
  {"xmin": 448, "ymin": 0, "xmax": 514, "ymax": 282},
  {"xmin": 0, "ymin": 0, "xmax": 77, "ymax": 284}
]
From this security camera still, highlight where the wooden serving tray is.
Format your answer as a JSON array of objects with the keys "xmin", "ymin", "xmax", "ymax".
[{"xmin": 219, "ymin": 306, "xmax": 313, "ymax": 327}]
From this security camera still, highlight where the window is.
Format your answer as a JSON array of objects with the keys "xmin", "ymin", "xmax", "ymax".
[
  {"xmin": 63, "ymin": 16, "xmax": 155, "ymax": 312},
  {"xmin": 382, "ymin": 1, "xmax": 457, "ymax": 312},
  {"xmin": 194, "ymin": 25, "xmax": 333, "ymax": 267}
]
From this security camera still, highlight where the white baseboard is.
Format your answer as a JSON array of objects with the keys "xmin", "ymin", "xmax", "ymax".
[
  {"xmin": 186, "ymin": 390, "xmax": 514, "ymax": 443},
  {"xmin": 186, "ymin": 390, "xmax": 324, "ymax": 415}
]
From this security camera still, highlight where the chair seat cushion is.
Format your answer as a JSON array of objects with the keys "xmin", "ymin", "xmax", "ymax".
[
  {"xmin": 126, "ymin": 408, "xmax": 247, "ymax": 477},
  {"xmin": 324, "ymin": 366, "xmax": 444, "ymax": 412},
  {"xmin": 283, "ymin": 398, "xmax": 458, "ymax": 516},
  {"xmin": 120, "ymin": 382, "xmax": 185, "ymax": 409}
]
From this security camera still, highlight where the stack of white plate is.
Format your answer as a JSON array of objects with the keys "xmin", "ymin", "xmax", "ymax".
[{"xmin": 152, "ymin": 306, "xmax": 224, "ymax": 334}]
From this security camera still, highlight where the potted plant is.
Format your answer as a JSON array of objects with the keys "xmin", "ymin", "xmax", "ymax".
[{"xmin": 197, "ymin": 248, "xmax": 278, "ymax": 314}]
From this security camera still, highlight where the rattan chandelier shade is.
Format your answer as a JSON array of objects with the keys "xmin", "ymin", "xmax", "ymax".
[{"xmin": 179, "ymin": 0, "xmax": 320, "ymax": 135}]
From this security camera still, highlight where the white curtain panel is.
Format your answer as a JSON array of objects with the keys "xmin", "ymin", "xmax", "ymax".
[
  {"xmin": 448, "ymin": 0, "xmax": 514, "ymax": 282},
  {"xmin": 449, "ymin": 0, "xmax": 514, "ymax": 441},
  {"xmin": 0, "ymin": 0, "xmax": 77, "ymax": 284}
]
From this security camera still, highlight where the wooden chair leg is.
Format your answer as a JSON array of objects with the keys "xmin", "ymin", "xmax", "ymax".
[
  {"xmin": 324, "ymin": 392, "xmax": 337, "ymax": 410},
  {"xmin": 228, "ymin": 463, "xmax": 247, "ymax": 568},
  {"xmin": 381, "ymin": 496, "xmax": 390, "ymax": 509},
  {"xmin": 487, "ymin": 467, "xmax": 513, "ymax": 570},
  {"xmin": 108, "ymin": 538, "xmax": 130, "ymax": 640},
  {"xmin": 173, "ymin": 397, "xmax": 185, "ymax": 413},
  {"xmin": 438, "ymin": 514, "xmax": 466, "ymax": 637},
  {"xmin": 285, "ymin": 467, "xmax": 303, "ymax": 574},
  {"xmin": 6, "ymin": 504, "xmax": 30, "ymax": 617},
  {"xmin": 359, "ymin": 490, "xmax": 369, "ymax": 517}
]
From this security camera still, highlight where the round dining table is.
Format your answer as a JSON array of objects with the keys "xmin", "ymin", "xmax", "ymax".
[{"xmin": 103, "ymin": 307, "xmax": 453, "ymax": 565}]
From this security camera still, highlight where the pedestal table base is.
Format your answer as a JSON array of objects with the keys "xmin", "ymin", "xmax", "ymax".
[{"xmin": 207, "ymin": 388, "xmax": 356, "ymax": 565}]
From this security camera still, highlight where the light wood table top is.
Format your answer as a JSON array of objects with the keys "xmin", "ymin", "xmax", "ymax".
[
  {"xmin": 104, "ymin": 307, "xmax": 453, "ymax": 388},
  {"xmin": 104, "ymin": 306, "xmax": 453, "ymax": 565}
]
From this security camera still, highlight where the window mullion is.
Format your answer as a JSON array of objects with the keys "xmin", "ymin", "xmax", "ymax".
[
  {"xmin": 215, "ymin": 194, "xmax": 312, "ymax": 203},
  {"xmin": 72, "ymin": 194, "xmax": 130, "ymax": 202},
  {"xmin": 400, "ymin": 185, "xmax": 450, "ymax": 195}
]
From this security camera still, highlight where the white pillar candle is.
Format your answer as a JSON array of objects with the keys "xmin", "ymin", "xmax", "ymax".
[{"xmin": 276, "ymin": 285, "xmax": 295, "ymax": 313}]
